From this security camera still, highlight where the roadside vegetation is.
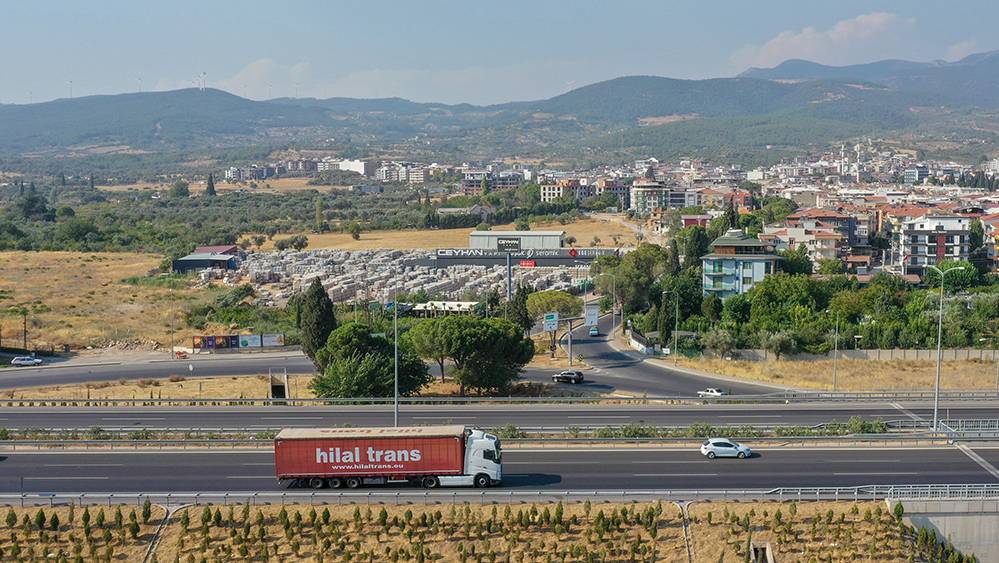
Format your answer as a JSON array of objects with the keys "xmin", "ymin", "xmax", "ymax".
[
  {"xmin": 0, "ymin": 504, "xmax": 164, "ymax": 562},
  {"xmin": 689, "ymin": 501, "xmax": 977, "ymax": 562},
  {"xmin": 0, "ymin": 501, "xmax": 973, "ymax": 562}
]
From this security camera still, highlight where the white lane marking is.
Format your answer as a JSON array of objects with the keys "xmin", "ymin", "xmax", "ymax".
[
  {"xmin": 43, "ymin": 464, "xmax": 123, "ymax": 467},
  {"xmin": 630, "ymin": 460, "xmax": 708, "ymax": 464},
  {"xmin": 956, "ymin": 444, "xmax": 999, "ymax": 480},
  {"xmin": 226, "ymin": 476, "xmax": 272, "ymax": 479},
  {"xmin": 634, "ymin": 473, "xmax": 718, "ymax": 477},
  {"xmin": 832, "ymin": 472, "xmax": 919, "ymax": 476},
  {"xmin": 504, "ymin": 461, "xmax": 599, "ymax": 465},
  {"xmin": 411, "ymin": 416, "xmax": 476, "ymax": 420},
  {"xmin": 260, "ymin": 417, "xmax": 324, "ymax": 420},
  {"xmin": 890, "ymin": 402, "xmax": 922, "ymax": 421},
  {"xmin": 25, "ymin": 476, "xmax": 109, "ymax": 481},
  {"xmin": 566, "ymin": 416, "xmax": 630, "ymax": 419},
  {"xmin": 100, "ymin": 417, "xmax": 166, "ymax": 421},
  {"xmin": 717, "ymin": 415, "xmax": 783, "ymax": 419}
]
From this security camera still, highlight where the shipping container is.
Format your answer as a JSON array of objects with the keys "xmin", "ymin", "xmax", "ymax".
[{"xmin": 274, "ymin": 425, "xmax": 502, "ymax": 489}]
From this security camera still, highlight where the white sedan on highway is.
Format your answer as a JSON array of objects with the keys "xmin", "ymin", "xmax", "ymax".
[
  {"xmin": 697, "ymin": 387, "xmax": 727, "ymax": 398},
  {"xmin": 10, "ymin": 356, "xmax": 43, "ymax": 367},
  {"xmin": 700, "ymin": 438, "xmax": 752, "ymax": 459}
]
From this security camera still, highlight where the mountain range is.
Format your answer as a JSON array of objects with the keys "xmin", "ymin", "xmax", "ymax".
[{"xmin": 3, "ymin": 50, "xmax": 999, "ymax": 165}]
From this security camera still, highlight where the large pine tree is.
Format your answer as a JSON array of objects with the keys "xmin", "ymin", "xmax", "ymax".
[
  {"xmin": 205, "ymin": 173, "xmax": 217, "ymax": 197},
  {"xmin": 300, "ymin": 278, "xmax": 337, "ymax": 367}
]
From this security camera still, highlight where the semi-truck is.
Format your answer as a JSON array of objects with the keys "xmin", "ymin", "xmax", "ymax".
[{"xmin": 274, "ymin": 425, "xmax": 502, "ymax": 489}]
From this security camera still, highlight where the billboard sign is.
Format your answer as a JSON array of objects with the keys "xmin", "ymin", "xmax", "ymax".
[
  {"xmin": 239, "ymin": 334, "xmax": 262, "ymax": 348},
  {"xmin": 496, "ymin": 237, "xmax": 521, "ymax": 253},
  {"xmin": 204, "ymin": 336, "xmax": 216, "ymax": 349},
  {"xmin": 192, "ymin": 335, "xmax": 204, "ymax": 349},
  {"xmin": 262, "ymin": 334, "xmax": 285, "ymax": 347},
  {"xmin": 585, "ymin": 303, "xmax": 599, "ymax": 327},
  {"xmin": 518, "ymin": 259, "xmax": 537, "ymax": 268},
  {"xmin": 543, "ymin": 312, "xmax": 559, "ymax": 332},
  {"xmin": 215, "ymin": 336, "xmax": 230, "ymax": 350}
]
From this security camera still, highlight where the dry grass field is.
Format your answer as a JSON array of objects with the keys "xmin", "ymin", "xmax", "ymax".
[
  {"xmin": 0, "ymin": 251, "xmax": 213, "ymax": 350},
  {"xmin": 253, "ymin": 217, "xmax": 640, "ymax": 251},
  {"xmin": 679, "ymin": 357, "xmax": 999, "ymax": 391},
  {"xmin": 157, "ymin": 502, "xmax": 687, "ymax": 562},
  {"xmin": 0, "ymin": 504, "xmax": 164, "ymax": 562},
  {"xmin": 688, "ymin": 501, "xmax": 945, "ymax": 562}
]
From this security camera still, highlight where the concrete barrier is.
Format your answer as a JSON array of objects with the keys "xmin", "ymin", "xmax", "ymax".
[{"xmin": 890, "ymin": 499, "xmax": 999, "ymax": 563}]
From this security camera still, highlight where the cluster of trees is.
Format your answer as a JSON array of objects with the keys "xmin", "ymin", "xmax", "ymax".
[{"xmin": 296, "ymin": 279, "xmax": 536, "ymax": 397}]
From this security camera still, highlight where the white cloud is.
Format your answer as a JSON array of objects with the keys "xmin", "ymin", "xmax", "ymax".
[
  {"xmin": 732, "ymin": 12, "xmax": 914, "ymax": 70},
  {"xmin": 944, "ymin": 40, "xmax": 978, "ymax": 61},
  {"xmin": 216, "ymin": 58, "xmax": 312, "ymax": 99}
]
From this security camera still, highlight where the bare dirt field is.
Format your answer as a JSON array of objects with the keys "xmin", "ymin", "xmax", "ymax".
[
  {"xmin": 254, "ymin": 217, "xmax": 640, "ymax": 251},
  {"xmin": 0, "ymin": 251, "xmax": 212, "ymax": 350},
  {"xmin": 679, "ymin": 357, "xmax": 999, "ymax": 391}
]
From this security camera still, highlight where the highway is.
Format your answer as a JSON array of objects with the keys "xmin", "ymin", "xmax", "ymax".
[
  {"xmin": 0, "ymin": 316, "xmax": 779, "ymax": 397},
  {"xmin": 2, "ymin": 404, "xmax": 997, "ymax": 429},
  {"xmin": 0, "ymin": 446, "xmax": 994, "ymax": 493}
]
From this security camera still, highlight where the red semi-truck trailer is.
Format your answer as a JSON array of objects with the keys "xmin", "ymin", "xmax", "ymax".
[{"xmin": 274, "ymin": 425, "xmax": 502, "ymax": 489}]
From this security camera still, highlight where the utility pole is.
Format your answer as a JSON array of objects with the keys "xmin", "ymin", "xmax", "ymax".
[
  {"xmin": 673, "ymin": 292, "xmax": 679, "ymax": 365},
  {"xmin": 21, "ymin": 310, "xmax": 27, "ymax": 352},
  {"xmin": 393, "ymin": 290, "xmax": 399, "ymax": 428},
  {"xmin": 832, "ymin": 310, "xmax": 840, "ymax": 392},
  {"xmin": 929, "ymin": 264, "xmax": 965, "ymax": 431}
]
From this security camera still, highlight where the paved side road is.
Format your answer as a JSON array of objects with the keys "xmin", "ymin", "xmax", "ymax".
[{"xmin": 0, "ymin": 447, "xmax": 993, "ymax": 493}]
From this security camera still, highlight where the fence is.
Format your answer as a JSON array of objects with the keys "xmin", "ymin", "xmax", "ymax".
[
  {"xmin": 2, "ymin": 484, "xmax": 997, "ymax": 508},
  {"xmin": 736, "ymin": 348, "xmax": 999, "ymax": 362}
]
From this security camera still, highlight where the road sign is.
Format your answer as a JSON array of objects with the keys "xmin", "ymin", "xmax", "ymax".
[
  {"xmin": 584, "ymin": 303, "xmax": 599, "ymax": 326},
  {"xmin": 497, "ymin": 237, "xmax": 521, "ymax": 252},
  {"xmin": 543, "ymin": 312, "xmax": 559, "ymax": 332}
]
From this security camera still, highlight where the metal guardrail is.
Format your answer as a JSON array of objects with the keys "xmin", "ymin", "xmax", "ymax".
[
  {"xmin": 2, "ymin": 483, "xmax": 997, "ymax": 507},
  {"xmin": 0, "ymin": 433, "xmax": 958, "ymax": 450},
  {"xmin": 2, "ymin": 390, "xmax": 999, "ymax": 407}
]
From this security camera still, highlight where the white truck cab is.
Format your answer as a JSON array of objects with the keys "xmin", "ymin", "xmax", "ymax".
[{"xmin": 438, "ymin": 428, "xmax": 503, "ymax": 488}]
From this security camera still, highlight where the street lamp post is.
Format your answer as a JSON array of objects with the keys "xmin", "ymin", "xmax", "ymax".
[
  {"xmin": 831, "ymin": 310, "xmax": 840, "ymax": 392},
  {"xmin": 393, "ymin": 291, "xmax": 399, "ymax": 428},
  {"xmin": 927, "ymin": 264, "xmax": 966, "ymax": 431},
  {"xmin": 661, "ymin": 290, "xmax": 680, "ymax": 364}
]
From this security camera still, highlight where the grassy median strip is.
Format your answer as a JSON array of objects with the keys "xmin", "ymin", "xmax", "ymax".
[{"xmin": 0, "ymin": 418, "xmax": 893, "ymax": 443}]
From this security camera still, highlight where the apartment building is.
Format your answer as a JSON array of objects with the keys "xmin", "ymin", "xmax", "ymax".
[
  {"xmin": 629, "ymin": 177, "xmax": 699, "ymax": 215},
  {"xmin": 701, "ymin": 229, "xmax": 780, "ymax": 299},
  {"xmin": 898, "ymin": 215, "xmax": 970, "ymax": 276},
  {"xmin": 759, "ymin": 226, "xmax": 845, "ymax": 264},
  {"xmin": 592, "ymin": 178, "xmax": 630, "ymax": 209}
]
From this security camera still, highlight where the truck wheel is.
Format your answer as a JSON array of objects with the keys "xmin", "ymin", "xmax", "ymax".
[
  {"xmin": 421, "ymin": 476, "xmax": 439, "ymax": 489},
  {"xmin": 345, "ymin": 477, "xmax": 362, "ymax": 489},
  {"xmin": 328, "ymin": 478, "xmax": 343, "ymax": 489},
  {"xmin": 308, "ymin": 478, "xmax": 325, "ymax": 489},
  {"xmin": 474, "ymin": 474, "xmax": 490, "ymax": 488}
]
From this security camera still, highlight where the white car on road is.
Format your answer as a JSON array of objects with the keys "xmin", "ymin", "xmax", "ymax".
[
  {"xmin": 700, "ymin": 438, "xmax": 752, "ymax": 459},
  {"xmin": 10, "ymin": 356, "xmax": 43, "ymax": 367},
  {"xmin": 697, "ymin": 387, "xmax": 727, "ymax": 398}
]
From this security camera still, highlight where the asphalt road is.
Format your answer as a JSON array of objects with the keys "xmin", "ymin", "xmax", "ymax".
[
  {"xmin": 0, "ymin": 447, "xmax": 993, "ymax": 493},
  {"xmin": 3, "ymin": 404, "xmax": 997, "ymax": 429},
  {"xmin": 0, "ymin": 315, "xmax": 780, "ymax": 396}
]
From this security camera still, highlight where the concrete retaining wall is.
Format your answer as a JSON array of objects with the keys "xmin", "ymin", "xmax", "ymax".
[
  {"xmin": 890, "ymin": 499, "xmax": 999, "ymax": 563},
  {"xmin": 735, "ymin": 348, "xmax": 999, "ymax": 362}
]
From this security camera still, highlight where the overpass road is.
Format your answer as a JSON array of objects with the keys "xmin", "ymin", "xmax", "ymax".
[
  {"xmin": 0, "ymin": 316, "xmax": 780, "ymax": 397},
  {"xmin": 2, "ymin": 404, "xmax": 997, "ymax": 429},
  {"xmin": 0, "ymin": 447, "xmax": 995, "ymax": 493}
]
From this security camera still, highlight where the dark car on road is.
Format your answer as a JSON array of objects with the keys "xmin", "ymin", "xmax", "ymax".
[{"xmin": 552, "ymin": 370, "xmax": 585, "ymax": 384}]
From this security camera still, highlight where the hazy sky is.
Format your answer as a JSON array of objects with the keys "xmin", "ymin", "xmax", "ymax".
[{"xmin": 5, "ymin": 1, "xmax": 997, "ymax": 105}]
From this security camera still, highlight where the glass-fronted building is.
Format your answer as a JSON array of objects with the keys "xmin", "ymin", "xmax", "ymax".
[{"xmin": 701, "ymin": 229, "xmax": 780, "ymax": 299}]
